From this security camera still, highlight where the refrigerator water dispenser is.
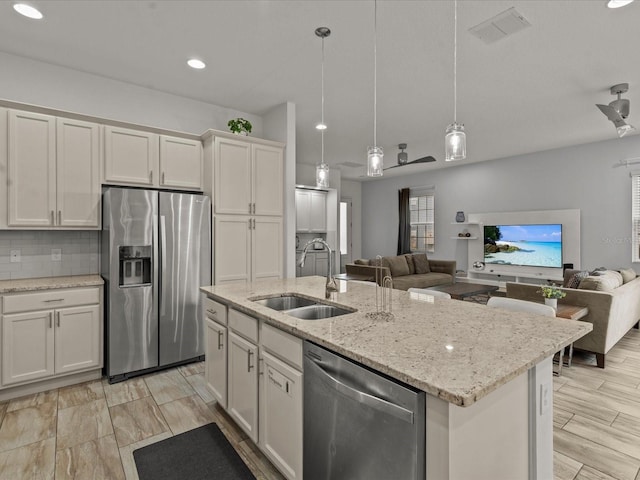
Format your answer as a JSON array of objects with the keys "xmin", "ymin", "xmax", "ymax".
[{"xmin": 119, "ymin": 245, "xmax": 151, "ymax": 286}]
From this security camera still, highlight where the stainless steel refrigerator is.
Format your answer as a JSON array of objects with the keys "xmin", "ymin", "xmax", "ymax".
[{"xmin": 101, "ymin": 187, "xmax": 211, "ymax": 382}]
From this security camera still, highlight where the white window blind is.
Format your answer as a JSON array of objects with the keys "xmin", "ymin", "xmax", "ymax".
[
  {"xmin": 633, "ymin": 173, "xmax": 640, "ymax": 263},
  {"xmin": 409, "ymin": 192, "xmax": 435, "ymax": 253}
]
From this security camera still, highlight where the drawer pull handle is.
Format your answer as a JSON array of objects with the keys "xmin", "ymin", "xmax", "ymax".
[
  {"xmin": 217, "ymin": 330, "xmax": 223, "ymax": 350},
  {"xmin": 56, "ymin": 311, "xmax": 60, "ymax": 327},
  {"xmin": 49, "ymin": 312, "xmax": 53, "ymax": 329},
  {"xmin": 207, "ymin": 309, "xmax": 217, "ymax": 315},
  {"xmin": 58, "ymin": 210, "xmax": 61, "ymax": 225},
  {"xmin": 162, "ymin": 172, "xmax": 165, "ymax": 184},
  {"xmin": 247, "ymin": 349, "xmax": 254, "ymax": 372},
  {"xmin": 44, "ymin": 299, "xmax": 64, "ymax": 303}
]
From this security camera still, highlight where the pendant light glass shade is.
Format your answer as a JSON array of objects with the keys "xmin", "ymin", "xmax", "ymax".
[
  {"xmin": 367, "ymin": 146, "xmax": 384, "ymax": 176},
  {"xmin": 316, "ymin": 162, "xmax": 330, "ymax": 188},
  {"xmin": 445, "ymin": 122, "xmax": 466, "ymax": 161}
]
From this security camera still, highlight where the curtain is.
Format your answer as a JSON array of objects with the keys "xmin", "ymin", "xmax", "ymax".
[{"xmin": 397, "ymin": 188, "xmax": 411, "ymax": 255}]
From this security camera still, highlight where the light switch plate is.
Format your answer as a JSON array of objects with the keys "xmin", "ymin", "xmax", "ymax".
[
  {"xmin": 51, "ymin": 248, "xmax": 62, "ymax": 262},
  {"xmin": 10, "ymin": 250, "xmax": 20, "ymax": 263}
]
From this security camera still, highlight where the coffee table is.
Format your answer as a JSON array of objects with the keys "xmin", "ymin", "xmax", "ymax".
[{"xmin": 430, "ymin": 282, "xmax": 499, "ymax": 301}]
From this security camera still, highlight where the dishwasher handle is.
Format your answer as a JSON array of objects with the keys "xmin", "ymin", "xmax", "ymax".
[{"xmin": 306, "ymin": 356, "xmax": 414, "ymax": 424}]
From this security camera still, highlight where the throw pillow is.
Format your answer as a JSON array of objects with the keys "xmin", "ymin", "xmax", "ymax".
[
  {"xmin": 412, "ymin": 253, "xmax": 431, "ymax": 274},
  {"xmin": 382, "ymin": 256, "xmax": 411, "ymax": 277},
  {"xmin": 562, "ymin": 269, "xmax": 580, "ymax": 287},
  {"xmin": 404, "ymin": 254, "xmax": 416, "ymax": 274},
  {"xmin": 354, "ymin": 259, "xmax": 370, "ymax": 266},
  {"xmin": 592, "ymin": 270, "xmax": 623, "ymax": 288},
  {"xmin": 578, "ymin": 274, "xmax": 618, "ymax": 292},
  {"xmin": 619, "ymin": 268, "xmax": 637, "ymax": 284},
  {"xmin": 565, "ymin": 270, "xmax": 588, "ymax": 289}
]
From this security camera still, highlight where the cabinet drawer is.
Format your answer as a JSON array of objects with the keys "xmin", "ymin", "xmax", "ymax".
[
  {"xmin": 228, "ymin": 308, "xmax": 258, "ymax": 343},
  {"xmin": 261, "ymin": 322, "xmax": 303, "ymax": 370},
  {"xmin": 2, "ymin": 287, "xmax": 100, "ymax": 314},
  {"xmin": 204, "ymin": 297, "xmax": 227, "ymax": 325}
]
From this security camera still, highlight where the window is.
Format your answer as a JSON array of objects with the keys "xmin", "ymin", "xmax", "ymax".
[
  {"xmin": 633, "ymin": 173, "xmax": 640, "ymax": 262},
  {"xmin": 409, "ymin": 192, "xmax": 435, "ymax": 253}
]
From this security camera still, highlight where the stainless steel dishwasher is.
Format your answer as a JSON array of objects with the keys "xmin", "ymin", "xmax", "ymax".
[{"xmin": 304, "ymin": 341, "xmax": 425, "ymax": 480}]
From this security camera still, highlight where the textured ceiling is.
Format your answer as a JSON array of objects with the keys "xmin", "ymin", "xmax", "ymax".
[{"xmin": 1, "ymin": 0, "xmax": 639, "ymax": 180}]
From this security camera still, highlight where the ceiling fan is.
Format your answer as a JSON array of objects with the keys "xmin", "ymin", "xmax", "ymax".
[
  {"xmin": 383, "ymin": 143, "xmax": 436, "ymax": 170},
  {"xmin": 596, "ymin": 83, "xmax": 636, "ymax": 138}
]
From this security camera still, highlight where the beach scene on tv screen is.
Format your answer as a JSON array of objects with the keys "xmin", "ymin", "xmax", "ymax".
[{"xmin": 484, "ymin": 224, "xmax": 562, "ymax": 268}]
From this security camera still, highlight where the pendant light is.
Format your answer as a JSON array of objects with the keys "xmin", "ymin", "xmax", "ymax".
[
  {"xmin": 445, "ymin": 0, "xmax": 466, "ymax": 162},
  {"xmin": 315, "ymin": 27, "xmax": 331, "ymax": 188},
  {"xmin": 367, "ymin": 0, "xmax": 383, "ymax": 177}
]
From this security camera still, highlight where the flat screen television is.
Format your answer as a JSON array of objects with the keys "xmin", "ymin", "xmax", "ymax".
[{"xmin": 484, "ymin": 224, "xmax": 563, "ymax": 268}]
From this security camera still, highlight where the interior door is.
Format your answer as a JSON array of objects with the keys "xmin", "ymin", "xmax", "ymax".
[{"xmin": 158, "ymin": 192, "xmax": 211, "ymax": 366}]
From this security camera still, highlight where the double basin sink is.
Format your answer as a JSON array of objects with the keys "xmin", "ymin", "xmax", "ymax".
[{"xmin": 253, "ymin": 294, "xmax": 355, "ymax": 320}]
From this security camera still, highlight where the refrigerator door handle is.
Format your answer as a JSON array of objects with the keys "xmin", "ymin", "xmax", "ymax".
[{"xmin": 159, "ymin": 215, "xmax": 167, "ymax": 315}]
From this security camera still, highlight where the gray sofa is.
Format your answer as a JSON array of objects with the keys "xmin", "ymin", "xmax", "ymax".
[
  {"xmin": 507, "ymin": 268, "xmax": 640, "ymax": 368},
  {"xmin": 345, "ymin": 254, "xmax": 456, "ymax": 291}
]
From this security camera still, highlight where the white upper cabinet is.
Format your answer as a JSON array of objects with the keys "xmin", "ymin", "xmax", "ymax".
[
  {"xmin": 159, "ymin": 135, "xmax": 203, "ymax": 190},
  {"xmin": 295, "ymin": 189, "xmax": 326, "ymax": 233},
  {"xmin": 214, "ymin": 137, "xmax": 283, "ymax": 216},
  {"xmin": 7, "ymin": 110, "xmax": 100, "ymax": 229},
  {"xmin": 104, "ymin": 126, "xmax": 159, "ymax": 186}
]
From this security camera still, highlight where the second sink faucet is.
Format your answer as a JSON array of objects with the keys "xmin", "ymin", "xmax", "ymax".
[{"xmin": 298, "ymin": 238, "xmax": 338, "ymax": 299}]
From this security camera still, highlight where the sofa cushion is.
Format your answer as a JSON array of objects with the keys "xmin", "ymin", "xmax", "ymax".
[
  {"xmin": 593, "ymin": 270, "xmax": 623, "ymax": 287},
  {"xmin": 354, "ymin": 258, "xmax": 370, "ymax": 265},
  {"xmin": 404, "ymin": 254, "xmax": 416, "ymax": 274},
  {"xmin": 392, "ymin": 273, "xmax": 453, "ymax": 291},
  {"xmin": 578, "ymin": 271, "xmax": 621, "ymax": 292},
  {"xmin": 565, "ymin": 270, "xmax": 589, "ymax": 289},
  {"xmin": 619, "ymin": 268, "xmax": 637, "ymax": 284},
  {"xmin": 412, "ymin": 253, "xmax": 431, "ymax": 274},
  {"xmin": 382, "ymin": 256, "xmax": 411, "ymax": 277}
]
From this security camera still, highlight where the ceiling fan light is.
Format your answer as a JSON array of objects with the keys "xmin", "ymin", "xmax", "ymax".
[
  {"xmin": 367, "ymin": 146, "xmax": 384, "ymax": 177},
  {"xmin": 445, "ymin": 122, "xmax": 466, "ymax": 161},
  {"xmin": 617, "ymin": 123, "xmax": 636, "ymax": 138},
  {"xmin": 606, "ymin": 0, "xmax": 634, "ymax": 8},
  {"xmin": 316, "ymin": 163, "xmax": 330, "ymax": 188}
]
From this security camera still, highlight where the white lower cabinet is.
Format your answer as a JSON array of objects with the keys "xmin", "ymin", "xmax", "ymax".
[
  {"xmin": 227, "ymin": 330, "xmax": 259, "ymax": 443},
  {"xmin": 259, "ymin": 350, "xmax": 303, "ymax": 480},
  {"xmin": 1, "ymin": 289, "xmax": 102, "ymax": 387},
  {"xmin": 205, "ymin": 317, "xmax": 227, "ymax": 408}
]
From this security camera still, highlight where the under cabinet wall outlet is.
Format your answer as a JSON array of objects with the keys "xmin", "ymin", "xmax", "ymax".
[
  {"xmin": 10, "ymin": 250, "xmax": 20, "ymax": 263},
  {"xmin": 51, "ymin": 248, "xmax": 62, "ymax": 262}
]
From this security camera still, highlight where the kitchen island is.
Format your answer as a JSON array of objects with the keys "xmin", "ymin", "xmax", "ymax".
[{"xmin": 201, "ymin": 276, "xmax": 591, "ymax": 480}]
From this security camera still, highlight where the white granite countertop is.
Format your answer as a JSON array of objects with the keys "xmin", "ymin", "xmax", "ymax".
[
  {"xmin": 0, "ymin": 275, "xmax": 104, "ymax": 293},
  {"xmin": 200, "ymin": 276, "xmax": 592, "ymax": 407}
]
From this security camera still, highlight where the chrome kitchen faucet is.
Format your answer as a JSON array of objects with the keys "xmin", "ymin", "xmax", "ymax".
[{"xmin": 298, "ymin": 238, "xmax": 338, "ymax": 299}]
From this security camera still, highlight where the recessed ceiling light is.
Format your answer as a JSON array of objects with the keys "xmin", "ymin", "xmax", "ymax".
[
  {"xmin": 187, "ymin": 59, "xmax": 206, "ymax": 70},
  {"xmin": 606, "ymin": 0, "xmax": 634, "ymax": 8},
  {"xmin": 315, "ymin": 123, "xmax": 327, "ymax": 130},
  {"xmin": 13, "ymin": 3, "xmax": 43, "ymax": 19}
]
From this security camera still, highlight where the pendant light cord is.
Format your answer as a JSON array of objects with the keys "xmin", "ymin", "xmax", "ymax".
[
  {"xmin": 373, "ymin": 0, "xmax": 378, "ymax": 147},
  {"xmin": 321, "ymin": 35, "xmax": 325, "ymax": 165},
  {"xmin": 453, "ymin": 0, "xmax": 457, "ymax": 123}
]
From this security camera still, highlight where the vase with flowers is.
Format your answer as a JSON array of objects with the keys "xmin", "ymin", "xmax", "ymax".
[{"xmin": 537, "ymin": 285, "xmax": 566, "ymax": 311}]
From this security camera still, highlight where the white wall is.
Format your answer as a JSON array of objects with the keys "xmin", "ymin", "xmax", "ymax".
[
  {"xmin": 361, "ymin": 135, "xmax": 640, "ymax": 273},
  {"xmin": 0, "ymin": 51, "xmax": 262, "ymax": 136}
]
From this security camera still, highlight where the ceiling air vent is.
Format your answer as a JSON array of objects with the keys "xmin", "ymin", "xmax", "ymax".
[{"xmin": 469, "ymin": 7, "xmax": 531, "ymax": 44}]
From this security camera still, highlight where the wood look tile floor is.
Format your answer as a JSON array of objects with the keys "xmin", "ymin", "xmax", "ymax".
[
  {"xmin": 0, "ymin": 362, "xmax": 284, "ymax": 480},
  {"xmin": 1, "ymin": 330, "xmax": 640, "ymax": 479}
]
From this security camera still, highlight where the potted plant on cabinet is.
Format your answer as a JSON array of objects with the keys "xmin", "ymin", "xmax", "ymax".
[
  {"xmin": 537, "ymin": 285, "xmax": 566, "ymax": 310},
  {"xmin": 228, "ymin": 118, "xmax": 252, "ymax": 135}
]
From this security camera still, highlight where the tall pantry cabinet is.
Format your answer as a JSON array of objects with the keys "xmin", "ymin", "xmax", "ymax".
[{"xmin": 203, "ymin": 131, "xmax": 284, "ymax": 284}]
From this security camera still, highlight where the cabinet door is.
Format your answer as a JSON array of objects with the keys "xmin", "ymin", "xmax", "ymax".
[
  {"xmin": 214, "ymin": 215, "xmax": 252, "ymax": 284},
  {"xmin": 159, "ymin": 135, "xmax": 203, "ymax": 190},
  {"xmin": 315, "ymin": 252, "xmax": 328, "ymax": 277},
  {"xmin": 253, "ymin": 144, "xmax": 283, "ymax": 216},
  {"xmin": 104, "ymin": 126, "xmax": 159, "ymax": 186},
  {"xmin": 214, "ymin": 137, "xmax": 251, "ymax": 215},
  {"xmin": 253, "ymin": 217, "xmax": 283, "ymax": 281},
  {"xmin": 259, "ymin": 350, "xmax": 303, "ymax": 480},
  {"xmin": 296, "ymin": 251, "xmax": 316, "ymax": 277},
  {"xmin": 56, "ymin": 118, "xmax": 101, "ymax": 228},
  {"xmin": 227, "ymin": 331, "xmax": 259, "ymax": 443},
  {"xmin": 310, "ymin": 191, "xmax": 327, "ymax": 232},
  {"xmin": 55, "ymin": 305, "xmax": 101, "ymax": 375},
  {"xmin": 205, "ymin": 318, "xmax": 227, "ymax": 408},
  {"xmin": 295, "ymin": 190, "xmax": 310, "ymax": 232},
  {"xmin": 2, "ymin": 311, "xmax": 55, "ymax": 386},
  {"xmin": 7, "ymin": 110, "xmax": 56, "ymax": 227}
]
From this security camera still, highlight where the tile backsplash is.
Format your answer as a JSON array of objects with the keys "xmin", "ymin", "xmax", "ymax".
[{"xmin": 0, "ymin": 231, "xmax": 99, "ymax": 280}]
